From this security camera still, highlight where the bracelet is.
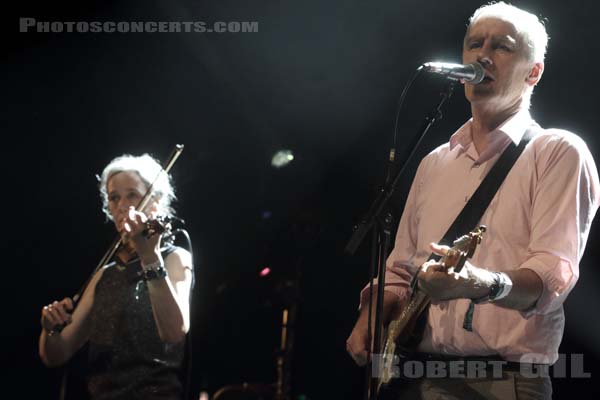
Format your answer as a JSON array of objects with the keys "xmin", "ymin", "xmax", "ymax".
[
  {"xmin": 472, "ymin": 272, "xmax": 513, "ymax": 304},
  {"xmin": 492, "ymin": 272, "xmax": 513, "ymax": 301},
  {"xmin": 141, "ymin": 259, "xmax": 167, "ymax": 281}
]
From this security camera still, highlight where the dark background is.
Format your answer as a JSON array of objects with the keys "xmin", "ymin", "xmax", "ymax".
[{"xmin": 5, "ymin": 0, "xmax": 600, "ymax": 398}]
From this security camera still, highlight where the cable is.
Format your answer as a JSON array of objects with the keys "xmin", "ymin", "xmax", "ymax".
[
  {"xmin": 171, "ymin": 228, "xmax": 195, "ymax": 400},
  {"xmin": 384, "ymin": 65, "xmax": 424, "ymax": 186}
]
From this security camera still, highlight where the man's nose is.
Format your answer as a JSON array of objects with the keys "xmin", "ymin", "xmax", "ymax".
[
  {"xmin": 476, "ymin": 45, "xmax": 493, "ymax": 66},
  {"xmin": 477, "ymin": 55, "xmax": 493, "ymax": 67}
]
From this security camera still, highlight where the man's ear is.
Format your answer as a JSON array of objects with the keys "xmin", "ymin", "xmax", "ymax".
[{"xmin": 526, "ymin": 62, "xmax": 544, "ymax": 86}]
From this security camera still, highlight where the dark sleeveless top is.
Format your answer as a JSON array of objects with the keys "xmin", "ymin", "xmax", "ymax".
[{"xmin": 87, "ymin": 245, "xmax": 185, "ymax": 400}]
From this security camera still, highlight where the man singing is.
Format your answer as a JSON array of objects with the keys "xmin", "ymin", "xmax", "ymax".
[{"xmin": 346, "ymin": 2, "xmax": 600, "ymax": 399}]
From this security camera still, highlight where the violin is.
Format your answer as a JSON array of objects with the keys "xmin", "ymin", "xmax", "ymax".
[
  {"xmin": 114, "ymin": 216, "xmax": 173, "ymax": 265},
  {"xmin": 50, "ymin": 145, "xmax": 184, "ymax": 335}
]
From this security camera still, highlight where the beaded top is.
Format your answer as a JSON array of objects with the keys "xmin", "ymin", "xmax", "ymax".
[{"xmin": 87, "ymin": 245, "xmax": 184, "ymax": 400}]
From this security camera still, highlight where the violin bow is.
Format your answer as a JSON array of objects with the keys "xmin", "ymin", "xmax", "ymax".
[{"xmin": 72, "ymin": 144, "xmax": 185, "ymax": 304}]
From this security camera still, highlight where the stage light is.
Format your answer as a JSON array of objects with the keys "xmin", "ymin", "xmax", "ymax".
[
  {"xmin": 271, "ymin": 150, "xmax": 294, "ymax": 168},
  {"xmin": 261, "ymin": 210, "xmax": 272, "ymax": 220}
]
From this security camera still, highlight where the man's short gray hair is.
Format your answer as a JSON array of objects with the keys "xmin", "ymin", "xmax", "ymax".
[
  {"xmin": 467, "ymin": 1, "xmax": 549, "ymax": 63},
  {"xmin": 99, "ymin": 154, "xmax": 176, "ymax": 221}
]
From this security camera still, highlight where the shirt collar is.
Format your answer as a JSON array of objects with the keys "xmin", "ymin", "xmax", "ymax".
[{"xmin": 449, "ymin": 108, "xmax": 534, "ymax": 151}]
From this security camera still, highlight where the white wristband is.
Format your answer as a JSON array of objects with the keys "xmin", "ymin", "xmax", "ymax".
[{"xmin": 493, "ymin": 272, "xmax": 513, "ymax": 301}]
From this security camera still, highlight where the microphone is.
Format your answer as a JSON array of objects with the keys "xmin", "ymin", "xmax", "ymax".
[{"xmin": 422, "ymin": 62, "xmax": 485, "ymax": 84}]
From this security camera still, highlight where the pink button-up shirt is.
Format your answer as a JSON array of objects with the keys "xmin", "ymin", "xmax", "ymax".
[{"xmin": 361, "ymin": 110, "xmax": 600, "ymax": 363}]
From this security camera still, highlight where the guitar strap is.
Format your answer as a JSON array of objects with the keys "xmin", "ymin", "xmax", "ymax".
[{"xmin": 406, "ymin": 124, "xmax": 538, "ymax": 345}]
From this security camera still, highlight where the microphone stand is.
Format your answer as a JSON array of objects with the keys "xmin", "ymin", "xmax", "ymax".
[
  {"xmin": 275, "ymin": 286, "xmax": 297, "ymax": 400},
  {"xmin": 345, "ymin": 82, "xmax": 455, "ymax": 400}
]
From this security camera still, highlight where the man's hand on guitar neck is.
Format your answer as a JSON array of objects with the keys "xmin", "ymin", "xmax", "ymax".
[
  {"xmin": 417, "ymin": 242, "xmax": 495, "ymax": 302},
  {"xmin": 419, "ymin": 242, "xmax": 543, "ymax": 310}
]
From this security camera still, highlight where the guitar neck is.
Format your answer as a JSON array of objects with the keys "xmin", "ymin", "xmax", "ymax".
[{"xmin": 387, "ymin": 289, "xmax": 431, "ymax": 347}]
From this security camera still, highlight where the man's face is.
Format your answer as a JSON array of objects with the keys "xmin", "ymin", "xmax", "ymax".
[{"xmin": 462, "ymin": 17, "xmax": 537, "ymax": 110}]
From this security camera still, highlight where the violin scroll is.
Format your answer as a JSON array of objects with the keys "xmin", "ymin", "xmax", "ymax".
[{"xmin": 142, "ymin": 215, "xmax": 173, "ymax": 238}]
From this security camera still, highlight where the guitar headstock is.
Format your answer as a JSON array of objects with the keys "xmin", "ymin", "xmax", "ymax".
[{"xmin": 441, "ymin": 225, "xmax": 486, "ymax": 273}]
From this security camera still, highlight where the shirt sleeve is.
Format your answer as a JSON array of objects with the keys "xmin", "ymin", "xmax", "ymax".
[
  {"xmin": 359, "ymin": 156, "xmax": 429, "ymax": 309},
  {"xmin": 520, "ymin": 131, "xmax": 600, "ymax": 317}
]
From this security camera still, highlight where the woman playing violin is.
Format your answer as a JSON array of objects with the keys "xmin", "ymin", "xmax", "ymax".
[{"xmin": 39, "ymin": 154, "xmax": 193, "ymax": 400}]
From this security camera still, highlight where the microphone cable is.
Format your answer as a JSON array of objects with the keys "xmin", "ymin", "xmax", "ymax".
[{"xmin": 169, "ymin": 226, "xmax": 196, "ymax": 400}]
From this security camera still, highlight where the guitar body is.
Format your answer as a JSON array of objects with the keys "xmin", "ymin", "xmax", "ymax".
[
  {"xmin": 373, "ymin": 226, "xmax": 486, "ymax": 396},
  {"xmin": 375, "ymin": 290, "xmax": 430, "ymax": 394}
]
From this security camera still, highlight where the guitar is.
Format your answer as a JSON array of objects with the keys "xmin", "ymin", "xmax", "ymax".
[{"xmin": 374, "ymin": 225, "xmax": 487, "ymax": 394}]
